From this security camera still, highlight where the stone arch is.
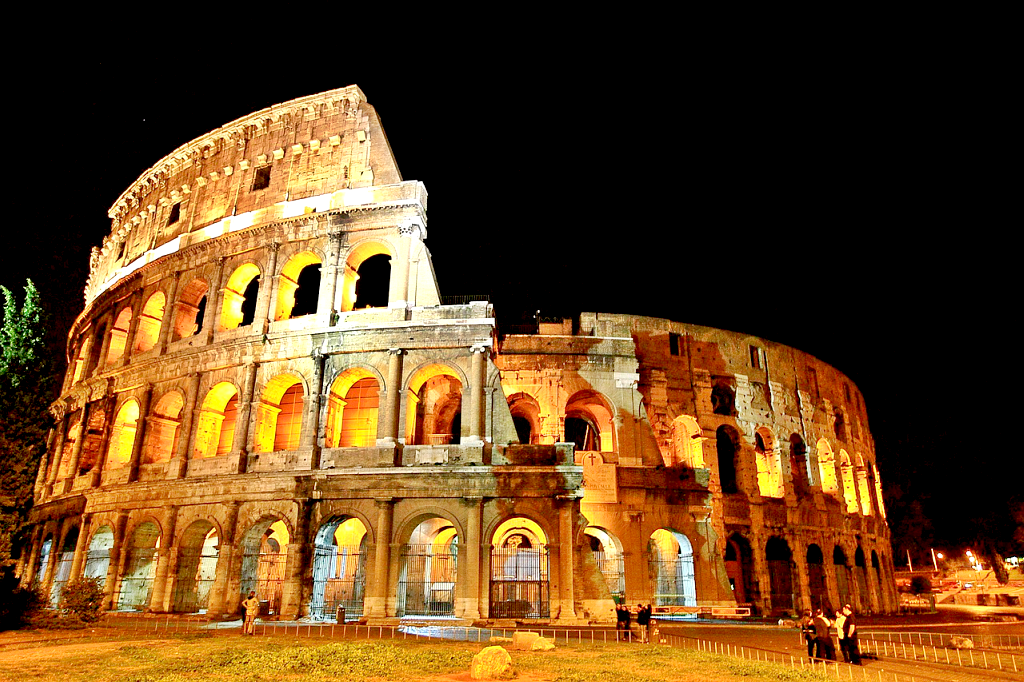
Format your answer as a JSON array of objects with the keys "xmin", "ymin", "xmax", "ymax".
[
  {"xmin": 564, "ymin": 389, "xmax": 615, "ymax": 454},
  {"xmin": 32, "ymin": 533, "xmax": 54, "ymax": 591},
  {"xmin": 507, "ymin": 392, "xmax": 541, "ymax": 445},
  {"xmin": 839, "ymin": 450, "xmax": 858, "ymax": 513},
  {"xmin": 489, "ymin": 516, "xmax": 551, "ymax": 619},
  {"xmin": 106, "ymin": 399, "xmax": 140, "ymax": 469},
  {"xmin": 833, "ymin": 544, "xmax": 852, "ymax": 609},
  {"xmin": 648, "ymin": 528, "xmax": 696, "ymax": 608},
  {"xmin": 193, "ymin": 382, "xmax": 240, "ymax": 458},
  {"xmin": 788, "ymin": 433, "xmax": 810, "ymax": 495},
  {"xmin": 71, "ymin": 335, "xmax": 90, "ymax": 384},
  {"xmin": 87, "ymin": 321, "xmax": 107, "ymax": 375},
  {"xmin": 133, "ymin": 291, "xmax": 165, "ymax": 353},
  {"xmin": 670, "ymin": 415, "xmax": 704, "ymax": 468},
  {"xmin": 341, "ymin": 240, "xmax": 395, "ymax": 312},
  {"xmin": 239, "ymin": 514, "xmax": 292, "ymax": 616},
  {"xmin": 833, "ymin": 406, "xmax": 848, "ymax": 442},
  {"xmin": 405, "ymin": 363, "xmax": 466, "ymax": 446},
  {"xmin": 309, "ymin": 515, "xmax": 369, "ymax": 620},
  {"xmin": 106, "ymin": 306, "xmax": 133, "ymax": 364},
  {"xmin": 716, "ymin": 425, "xmax": 742, "ymax": 494},
  {"xmin": 117, "ymin": 520, "xmax": 161, "ymax": 611},
  {"xmin": 83, "ymin": 525, "xmax": 114, "ymax": 586},
  {"xmin": 816, "ymin": 439, "xmax": 839, "ymax": 495},
  {"xmin": 855, "ymin": 453, "xmax": 873, "ymax": 516},
  {"xmin": 49, "ymin": 525, "xmax": 80, "ymax": 607},
  {"xmin": 254, "ymin": 372, "xmax": 306, "ymax": 452},
  {"xmin": 724, "ymin": 533, "xmax": 755, "ymax": 607},
  {"xmin": 172, "ymin": 277, "xmax": 210, "ymax": 340},
  {"xmin": 219, "ymin": 262, "xmax": 261, "ymax": 330},
  {"xmin": 764, "ymin": 536, "xmax": 795, "ymax": 615},
  {"xmin": 754, "ymin": 426, "xmax": 783, "ymax": 497},
  {"xmin": 711, "ymin": 378, "xmax": 736, "ymax": 416},
  {"xmin": 871, "ymin": 465, "xmax": 887, "ymax": 519},
  {"xmin": 397, "ymin": 513, "xmax": 462, "ymax": 618},
  {"xmin": 144, "ymin": 390, "xmax": 185, "ymax": 464},
  {"xmin": 324, "ymin": 367, "xmax": 380, "ymax": 448},
  {"xmin": 171, "ymin": 520, "xmax": 219, "ymax": 613},
  {"xmin": 853, "ymin": 545, "xmax": 869, "ymax": 612},
  {"xmin": 583, "ymin": 525, "xmax": 625, "ymax": 600},
  {"xmin": 275, "ymin": 250, "xmax": 323, "ymax": 320},
  {"xmin": 806, "ymin": 543, "xmax": 828, "ymax": 611}
]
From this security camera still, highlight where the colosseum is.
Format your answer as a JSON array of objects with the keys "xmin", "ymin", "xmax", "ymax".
[{"xmin": 20, "ymin": 85, "xmax": 897, "ymax": 624}]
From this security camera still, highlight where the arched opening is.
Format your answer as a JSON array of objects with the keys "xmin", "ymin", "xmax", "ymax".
[
  {"xmin": 86, "ymin": 323, "xmax": 106, "ymax": 375},
  {"xmin": 564, "ymin": 390, "xmax": 615, "ymax": 454},
  {"xmin": 219, "ymin": 264, "xmax": 260, "ymax": 330},
  {"xmin": 648, "ymin": 529, "xmax": 696, "ymax": 609},
  {"xmin": 716, "ymin": 426, "xmax": 741, "ymax": 494},
  {"xmin": 106, "ymin": 400, "xmax": 140, "ymax": 469},
  {"xmin": 77, "ymin": 404, "xmax": 109, "ymax": 476},
  {"xmin": 133, "ymin": 292, "xmax": 165, "ymax": 353},
  {"xmin": 871, "ymin": 466, "xmax": 887, "ymax": 519},
  {"xmin": 399, "ymin": 517, "xmax": 459, "ymax": 618},
  {"xmin": 106, "ymin": 307, "xmax": 133, "ymax": 365},
  {"xmin": 83, "ymin": 526, "xmax": 114, "ymax": 587},
  {"xmin": 711, "ymin": 379, "xmax": 736, "ymax": 416},
  {"xmin": 584, "ymin": 526, "xmax": 625, "ymax": 601},
  {"xmin": 671, "ymin": 415, "xmax": 705, "ymax": 468},
  {"xmin": 853, "ymin": 547, "xmax": 869, "ymax": 612},
  {"xmin": 325, "ymin": 370, "xmax": 379, "ymax": 448},
  {"xmin": 309, "ymin": 517, "xmax": 368, "ymax": 621},
  {"xmin": 489, "ymin": 517, "xmax": 548, "ymax": 619},
  {"xmin": 406, "ymin": 365, "xmax": 462, "ymax": 446},
  {"xmin": 834, "ymin": 545, "xmax": 852, "ymax": 609},
  {"xmin": 806, "ymin": 544, "xmax": 828, "ymax": 611},
  {"xmin": 507, "ymin": 392, "xmax": 541, "ymax": 445},
  {"xmin": 171, "ymin": 522, "xmax": 219, "ymax": 613},
  {"xmin": 816, "ymin": 439, "xmax": 839, "ymax": 495},
  {"xmin": 32, "ymin": 535, "xmax": 53, "ymax": 591},
  {"xmin": 789, "ymin": 434, "xmax": 809, "ymax": 495},
  {"xmin": 765, "ymin": 537, "xmax": 795, "ymax": 615},
  {"xmin": 354, "ymin": 253, "xmax": 391, "ymax": 309},
  {"xmin": 172, "ymin": 278, "xmax": 209, "ymax": 340},
  {"xmin": 117, "ymin": 522, "xmax": 160, "ymax": 611},
  {"xmin": 254, "ymin": 374, "xmax": 304, "ymax": 453},
  {"xmin": 49, "ymin": 527, "xmax": 79, "ymax": 607},
  {"xmin": 193, "ymin": 383, "xmax": 239, "ymax": 458},
  {"xmin": 870, "ymin": 550, "xmax": 883, "ymax": 608},
  {"xmin": 856, "ymin": 454, "xmax": 873, "ymax": 516},
  {"xmin": 275, "ymin": 252, "xmax": 322, "ymax": 321},
  {"xmin": 71, "ymin": 337, "xmax": 90, "ymax": 384},
  {"xmin": 144, "ymin": 392, "xmax": 184, "ymax": 464},
  {"xmin": 839, "ymin": 450, "xmax": 858, "ymax": 513},
  {"xmin": 724, "ymin": 533, "xmax": 755, "ymax": 608},
  {"xmin": 834, "ymin": 407, "xmax": 848, "ymax": 441},
  {"xmin": 754, "ymin": 427, "xmax": 783, "ymax": 498},
  {"xmin": 239, "ymin": 519, "xmax": 289, "ymax": 617}
]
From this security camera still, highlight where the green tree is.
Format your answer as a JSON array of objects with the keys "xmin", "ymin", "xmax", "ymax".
[{"xmin": 0, "ymin": 280, "xmax": 55, "ymax": 577}]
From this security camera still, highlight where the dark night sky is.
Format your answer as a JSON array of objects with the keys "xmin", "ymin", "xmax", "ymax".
[{"xmin": 3, "ymin": 51, "xmax": 1017, "ymax": 562}]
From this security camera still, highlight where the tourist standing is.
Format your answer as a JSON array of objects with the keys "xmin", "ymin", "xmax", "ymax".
[
  {"xmin": 834, "ymin": 609, "xmax": 849, "ymax": 662},
  {"xmin": 800, "ymin": 610, "xmax": 816, "ymax": 661},
  {"xmin": 842, "ymin": 605, "xmax": 861, "ymax": 664},
  {"xmin": 812, "ymin": 609, "xmax": 835, "ymax": 660},
  {"xmin": 637, "ymin": 604, "xmax": 650, "ymax": 643},
  {"xmin": 242, "ymin": 590, "xmax": 260, "ymax": 635}
]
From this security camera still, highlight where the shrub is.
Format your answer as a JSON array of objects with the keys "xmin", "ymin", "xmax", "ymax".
[
  {"xmin": 60, "ymin": 577, "xmax": 104, "ymax": 623},
  {"xmin": 909, "ymin": 575, "xmax": 932, "ymax": 595},
  {"xmin": 0, "ymin": 574, "xmax": 44, "ymax": 631}
]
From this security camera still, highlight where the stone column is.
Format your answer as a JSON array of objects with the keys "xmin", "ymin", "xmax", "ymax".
[
  {"xmin": 102, "ymin": 511, "xmax": 129, "ymax": 610},
  {"xmin": 20, "ymin": 526, "xmax": 44, "ymax": 589},
  {"xmin": 127, "ymin": 384, "xmax": 153, "ymax": 483},
  {"xmin": 280, "ymin": 499, "xmax": 312, "ymax": 619},
  {"xmin": 68, "ymin": 513, "xmax": 92, "ymax": 583},
  {"xmin": 466, "ymin": 346, "xmax": 487, "ymax": 443},
  {"xmin": 206, "ymin": 257, "xmax": 228, "ymax": 344},
  {"xmin": 319, "ymin": 229, "xmax": 343, "ymax": 323},
  {"xmin": 206, "ymin": 501, "xmax": 240, "ymax": 618},
  {"xmin": 233, "ymin": 363, "xmax": 260, "ymax": 474},
  {"xmin": 158, "ymin": 271, "xmax": 183, "ymax": 354},
  {"xmin": 170, "ymin": 372, "xmax": 202, "ymax": 479},
  {"xmin": 303, "ymin": 349, "xmax": 326, "ymax": 469},
  {"xmin": 555, "ymin": 500, "xmax": 579, "ymax": 622},
  {"xmin": 750, "ymin": 533, "xmax": 772, "ymax": 615},
  {"xmin": 43, "ymin": 416, "xmax": 69, "ymax": 498},
  {"xmin": 366, "ymin": 499, "xmax": 394, "ymax": 618},
  {"xmin": 864, "ymin": 549, "xmax": 882, "ymax": 614},
  {"xmin": 120, "ymin": 290, "xmax": 144, "ymax": 367},
  {"xmin": 65, "ymin": 402, "xmax": 91, "ymax": 491},
  {"xmin": 255, "ymin": 243, "xmax": 280, "ymax": 334},
  {"xmin": 791, "ymin": 537, "xmax": 811, "ymax": 613},
  {"xmin": 381, "ymin": 349, "xmax": 404, "ymax": 444},
  {"xmin": 389, "ymin": 221, "xmax": 418, "ymax": 307},
  {"xmin": 90, "ymin": 393, "xmax": 120, "ymax": 488},
  {"xmin": 461, "ymin": 497, "xmax": 483, "ymax": 619},
  {"xmin": 149, "ymin": 505, "xmax": 178, "ymax": 613}
]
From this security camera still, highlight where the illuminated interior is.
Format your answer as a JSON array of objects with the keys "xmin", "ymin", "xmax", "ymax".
[
  {"xmin": 144, "ymin": 392, "xmax": 184, "ymax": 464},
  {"xmin": 254, "ymin": 374, "xmax": 304, "ymax": 452},
  {"xmin": 219, "ymin": 264, "xmax": 260, "ymax": 330},
  {"xmin": 193, "ymin": 382, "xmax": 238, "ymax": 458},
  {"xmin": 106, "ymin": 307, "xmax": 133, "ymax": 364},
  {"xmin": 816, "ymin": 438, "xmax": 839, "ymax": 494},
  {"xmin": 133, "ymin": 292, "xmax": 165, "ymax": 353},
  {"xmin": 856, "ymin": 453, "xmax": 873, "ymax": 515},
  {"xmin": 405, "ymin": 364, "xmax": 462, "ymax": 445},
  {"xmin": 172, "ymin": 278, "xmax": 209, "ymax": 340},
  {"xmin": 872, "ymin": 465, "xmax": 887, "ymax": 519},
  {"xmin": 670, "ymin": 415, "xmax": 705, "ymax": 468},
  {"xmin": 325, "ymin": 369, "xmax": 379, "ymax": 448},
  {"xmin": 754, "ymin": 427, "xmax": 784, "ymax": 498},
  {"xmin": 506, "ymin": 392, "xmax": 541, "ymax": 445},
  {"xmin": 274, "ymin": 251, "xmax": 322, "ymax": 321},
  {"xmin": 340, "ymin": 241, "xmax": 393, "ymax": 312},
  {"xmin": 399, "ymin": 517, "xmax": 459, "ymax": 617},
  {"xmin": 839, "ymin": 450, "xmax": 858, "ymax": 513},
  {"xmin": 106, "ymin": 400, "xmax": 140, "ymax": 468},
  {"xmin": 564, "ymin": 390, "xmax": 614, "ymax": 453},
  {"xmin": 647, "ymin": 528, "xmax": 696, "ymax": 607}
]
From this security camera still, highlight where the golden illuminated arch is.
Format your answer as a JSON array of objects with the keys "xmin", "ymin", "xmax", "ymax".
[
  {"xmin": 107, "ymin": 399, "xmax": 140, "ymax": 468},
  {"xmin": 274, "ymin": 251, "xmax": 322, "ymax": 321},
  {"xmin": 507, "ymin": 392, "xmax": 541, "ymax": 445},
  {"xmin": 254, "ymin": 373, "xmax": 305, "ymax": 452},
  {"xmin": 144, "ymin": 391, "xmax": 184, "ymax": 464},
  {"xmin": 671, "ymin": 415, "xmax": 704, "ymax": 467},
  {"xmin": 839, "ymin": 449, "xmax": 858, "ymax": 513},
  {"xmin": 405, "ymin": 364, "xmax": 463, "ymax": 445},
  {"xmin": 491, "ymin": 516, "xmax": 548, "ymax": 548},
  {"xmin": 754, "ymin": 426, "xmax": 784, "ymax": 498},
  {"xmin": 106, "ymin": 307, "xmax": 133, "ymax": 364},
  {"xmin": 855, "ymin": 453, "xmax": 873, "ymax": 516},
  {"xmin": 340, "ymin": 240, "xmax": 394, "ymax": 312},
  {"xmin": 173, "ymin": 278, "xmax": 209, "ymax": 340},
  {"xmin": 816, "ymin": 438, "xmax": 839, "ymax": 494},
  {"xmin": 133, "ymin": 292, "xmax": 165, "ymax": 353},
  {"xmin": 325, "ymin": 368, "xmax": 380, "ymax": 448},
  {"xmin": 193, "ymin": 382, "xmax": 239, "ymax": 458},
  {"xmin": 220, "ymin": 263, "xmax": 260, "ymax": 330},
  {"xmin": 564, "ymin": 390, "xmax": 615, "ymax": 453},
  {"xmin": 71, "ymin": 337, "xmax": 90, "ymax": 384}
]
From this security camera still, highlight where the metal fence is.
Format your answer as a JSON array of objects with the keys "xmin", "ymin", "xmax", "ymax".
[{"xmin": 857, "ymin": 636, "xmax": 1020, "ymax": 674}]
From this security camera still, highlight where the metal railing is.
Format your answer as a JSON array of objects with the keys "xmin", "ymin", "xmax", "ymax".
[{"xmin": 858, "ymin": 636, "xmax": 1021, "ymax": 674}]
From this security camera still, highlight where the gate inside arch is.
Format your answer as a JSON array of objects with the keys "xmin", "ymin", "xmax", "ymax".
[
  {"xmin": 397, "ymin": 517, "xmax": 459, "ymax": 618},
  {"xmin": 239, "ymin": 519, "xmax": 288, "ymax": 616},
  {"xmin": 309, "ymin": 517, "xmax": 367, "ymax": 621},
  {"xmin": 648, "ymin": 529, "xmax": 696, "ymax": 609},
  {"xmin": 489, "ymin": 517, "xmax": 549, "ymax": 619}
]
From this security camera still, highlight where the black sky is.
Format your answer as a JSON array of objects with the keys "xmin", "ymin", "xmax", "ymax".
[{"xmin": 3, "ymin": 50, "xmax": 1016, "ymax": 562}]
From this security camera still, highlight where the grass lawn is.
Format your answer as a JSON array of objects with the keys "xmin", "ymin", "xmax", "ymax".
[{"xmin": 0, "ymin": 632, "xmax": 827, "ymax": 682}]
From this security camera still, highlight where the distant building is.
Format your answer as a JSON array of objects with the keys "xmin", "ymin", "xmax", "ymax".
[{"xmin": 21, "ymin": 86, "xmax": 896, "ymax": 622}]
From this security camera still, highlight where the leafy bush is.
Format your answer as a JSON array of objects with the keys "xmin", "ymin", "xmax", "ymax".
[
  {"xmin": 910, "ymin": 575, "xmax": 932, "ymax": 594},
  {"xmin": 60, "ymin": 577, "xmax": 104, "ymax": 623},
  {"xmin": 0, "ymin": 574, "xmax": 44, "ymax": 631}
]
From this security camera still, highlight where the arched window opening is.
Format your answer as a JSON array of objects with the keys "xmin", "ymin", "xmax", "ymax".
[
  {"xmin": 754, "ymin": 427, "xmax": 783, "ymax": 498},
  {"xmin": 254, "ymin": 375, "xmax": 305, "ymax": 453},
  {"xmin": 274, "ymin": 252, "xmax": 322, "ymax": 321},
  {"xmin": 839, "ymin": 450, "xmax": 858, "ymax": 513},
  {"xmin": 834, "ymin": 545, "xmax": 852, "ymax": 609},
  {"xmin": 834, "ymin": 407, "xmax": 848, "ymax": 442},
  {"xmin": 565, "ymin": 416, "xmax": 600, "ymax": 452},
  {"xmin": 171, "ymin": 523, "xmax": 219, "ymax": 613},
  {"xmin": 765, "ymin": 537, "xmax": 795, "ymax": 615},
  {"xmin": 32, "ymin": 536, "xmax": 53, "ymax": 591},
  {"xmin": 406, "ymin": 366, "xmax": 463, "ymax": 446},
  {"xmin": 77, "ymin": 405, "xmax": 109, "ymax": 476},
  {"xmin": 489, "ymin": 517, "xmax": 548, "ymax": 619},
  {"xmin": 173, "ymin": 279, "xmax": 209, "ymax": 340},
  {"xmin": 193, "ymin": 383, "xmax": 238, "ymax": 459},
  {"xmin": 107, "ymin": 400, "xmax": 141, "ymax": 469},
  {"xmin": 856, "ymin": 454, "xmax": 873, "ymax": 515},
  {"xmin": 564, "ymin": 390, "xmax": 615, "ymax": 454},
  {"xmin": 648, "ymin": 529, "xmax": 696, "ymax": 610},
  {"xmin": 106, "ymin": 308, "xmax": 133, "ymax": 364},
  {"xmin": 671, "ymin": 415, "xmax": 704, "ymax": 468},
  {"xmin": 133, "ymin": 292, "xmax": 165, "ymax": 353},
  {"xmin": 724, "ymin": 534, "xmax": 755, "ymax": 608},
  {"xmin": 83, "ymin": 526, "xmax": 114, "ymax": 587},
  {"xmin": 71, "ymin": 337, "xmax": 89, "ymax": 383},
  {"xmin": 353, "ymin": 254, "xmax": 391, "ymax": 309},
  {"xmin": 711, "ymin": 380, "xmax": 736, "ymax": 416},
  {"xmin": 507, "ymin": 392, "xmax": 541, "ymax": 445},
  {"xmin": 716, "ymin": 426, "xmax": 740, "ymax": 494},
  {"xmin": 220, "ymin": 264, "xmax": 260, "ymax": 330},
  {"xmin": 816, "ymin": 439, "xmax": 839, "ymax": 495},
  {"xmin": 871, "ymin": 466, "xmax": 887, "ymax": 519},
  {"xmin": 118, "ymin": 522, "xmax": 161, "ymax": 611},
  {"xmin": 310, "ymin": 517, "xmax": 368, "ymax": 621},
  {"xmin": 57, "ymin": 410, "xmax": 83, "ymax": 479},
  {"xmin": 788, "ymin": 434, "xmax": 809, "ymax": 495},
  {"xmin": 399, "ymin": 517, "xmax": 460, "ymax": 618},
  {"xmin": 853, "ymin": 547, "xmax": 869, "ymax": 612},
  {"xmin": 584, "ymin": 526, "xmax": 625, "ymax": 601},
  {"xmin": 49, "ymin": 527, "xmax": 79, "ymax": 607},
  {"xmin": 290, "ymin": 264, "xmax": 322, "ymax": 317},
  {"xmin": 87, "ymin": 323, "xmax": 106, "ymax": 375},
  {"xmin": 325, "ymin": 374, "xmax": 380, "ymax": 448},
  {"xmin": 806, "ymin": 544, "xmax": 828, "ymax": 611},
  {"xmin": 240, "ymin": 519, "xmax": 289, "ymax": 617},
  {"xmin": 144, "ymin": 392, "xmax": 184, "ymax": 464}
]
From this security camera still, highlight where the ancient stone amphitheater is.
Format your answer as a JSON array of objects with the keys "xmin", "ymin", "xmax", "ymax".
[{"xmin": 21, "ymin": 86, "xmax": 897, "ymax": 624}]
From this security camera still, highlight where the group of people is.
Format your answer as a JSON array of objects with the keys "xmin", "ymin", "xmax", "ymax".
[
  {"xmin": 615, "ymin": 603, "xmax": 656, "ymax": 643},
  {"xmin": 800, "ymin": 605, "xmax": 860, "ymax": 664}
]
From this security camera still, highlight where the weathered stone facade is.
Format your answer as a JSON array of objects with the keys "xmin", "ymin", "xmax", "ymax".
[{"xmin": 22, "ymin": 86, "xmax": 896, "ymax": 623}]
